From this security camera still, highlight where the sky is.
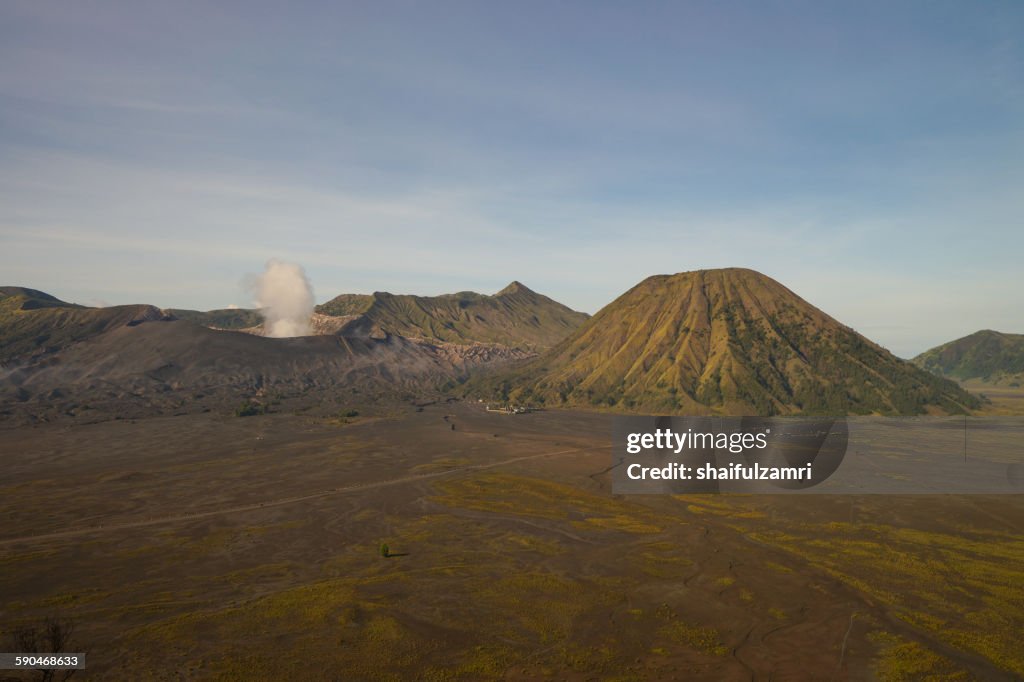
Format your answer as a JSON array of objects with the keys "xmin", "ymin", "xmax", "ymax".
[{"xmin": 1, "ymin": 1, "xmax": 1022, "ymax": 358}]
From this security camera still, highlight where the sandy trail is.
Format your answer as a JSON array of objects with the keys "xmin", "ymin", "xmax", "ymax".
[{"xmin": 0, "ymin": 445, "xmax": 604, "ymax": 549}]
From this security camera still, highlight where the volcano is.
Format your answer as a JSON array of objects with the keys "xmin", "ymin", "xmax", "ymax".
[{"xmin": 484, "ymin": 268, "xmax": 979, "ymax": 415}]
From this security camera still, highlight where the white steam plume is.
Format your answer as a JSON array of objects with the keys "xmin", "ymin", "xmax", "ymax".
[{"xmin": 251, "ymin": 259, "xmax": 315, "ymax": 338}]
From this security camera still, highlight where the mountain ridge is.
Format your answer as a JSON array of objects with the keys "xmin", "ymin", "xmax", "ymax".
[
  {"xmin": 1, "ymin": 286, "xmax": 168, "ymax": 365},
  {"xmin": 316, "ymin": 281, "xmax": 589, "ymax": 349},
  {"xmin": 0, "ymin": 281, "xmax": 579, "ymax": 423}
]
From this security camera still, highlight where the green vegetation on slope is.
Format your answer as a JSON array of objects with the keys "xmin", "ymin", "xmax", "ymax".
[
  {"xmin": 167, "ymin": 308, "xmax": 264, "ymax": 330},
  {"xmin": 0, "ymin": 286, "xmax": 76, "ymax": 310},
  {"xmin": 914, "ymin": 330, "xmax": 1024, "ymax": 387},
  {"xmin": 314, "ymin": 293, "xmax": 375, "ymax": 317},
  {"xmin": 474, "ymin": 268, "xmax": 979, "ymax": 416},
  {"xmin": 316, "ymin": 281, "xmax": 589, "ymax": 350}
]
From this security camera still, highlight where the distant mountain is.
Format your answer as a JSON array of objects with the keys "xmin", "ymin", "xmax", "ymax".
[
  {"xmin": 167, "ymin": 308, "xmax": 264, "ymax": 330},
  {"xmin": 476, "ymin": 268, "xmax": 979, "ymax": 416},
  {"xmin": 913, "ymin": 330, "xmax": 1024, "ymax": 387},
  {"xmin": 316, "ymin": 281, "xmax": 589, "ymax": 350},
  {"xmin": 0, "ymin": 287, "xmax": 168, "ymax": 365},
  {"xmin": 165, "ymin": 309, "xmax": 352, "ymax": 336}
]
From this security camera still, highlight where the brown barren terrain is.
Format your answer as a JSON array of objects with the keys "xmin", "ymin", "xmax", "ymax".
[{"xmin": 2, "ymin": 401, "xmax": 1023, "ymax": 680}]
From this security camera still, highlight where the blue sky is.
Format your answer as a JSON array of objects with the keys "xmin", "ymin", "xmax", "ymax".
[{"xmin": 1, "ymin": 1, "xmax": 1022, "ymax": 357}]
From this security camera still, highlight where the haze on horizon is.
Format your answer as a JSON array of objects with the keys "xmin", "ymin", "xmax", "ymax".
[{"xmin": 1, "ymin": 1, "xmax": 1022, "ymax": 358}]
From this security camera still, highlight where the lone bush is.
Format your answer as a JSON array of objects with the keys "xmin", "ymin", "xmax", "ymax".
[
  {"xmin": 8, "ymin": 616, "xmax": 77, "ymax": 681},
  {"xmin": 235, "ymin": 400, "xmax": 263, "ymax": 417}
]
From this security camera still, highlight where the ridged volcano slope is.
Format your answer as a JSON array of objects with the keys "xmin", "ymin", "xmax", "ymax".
[{"xmin": 484, "ymin": 269, "xmax": 979, "ymax": 415}]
